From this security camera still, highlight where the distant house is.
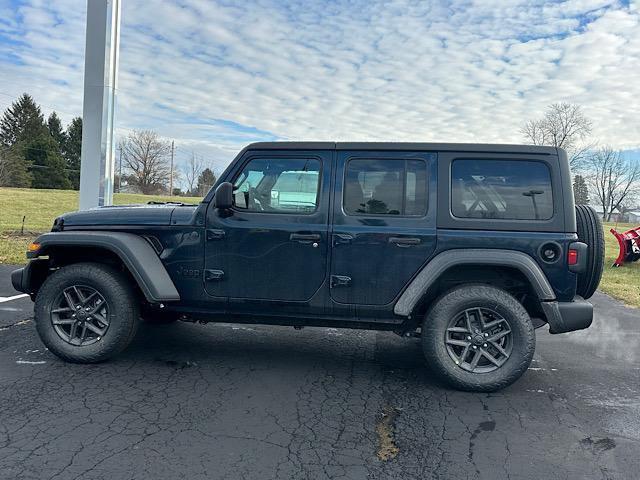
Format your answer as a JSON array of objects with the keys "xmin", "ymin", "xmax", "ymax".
[
  {"xmin": 590, "ymin": 205, "xmax": 624, "ymax": 223},
  {"xmin": 590, "ymin": 205, "xmax": 640, "ymax": 223},
  {"xmin": 627, "ymin": 211, "xmax": 640, "ymax": 224}
]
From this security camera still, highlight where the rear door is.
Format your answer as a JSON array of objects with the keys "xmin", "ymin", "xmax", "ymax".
[{"xmin": 329, "ymin": 150, "xmax": 437, "ymax": 306}]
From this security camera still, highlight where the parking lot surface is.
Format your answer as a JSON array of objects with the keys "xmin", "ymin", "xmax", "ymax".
[{"xmin": 0, "ymin": 264, "xmax": 639, "ymax": 479}]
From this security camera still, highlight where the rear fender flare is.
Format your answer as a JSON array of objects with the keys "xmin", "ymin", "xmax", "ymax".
[
  {"xmin": 29, "ymin": 231, "xmax": 180, "ymax": 303},
  {"xmin": 393, "ymin": 249, "xmax": 555, "ymax": 316}
]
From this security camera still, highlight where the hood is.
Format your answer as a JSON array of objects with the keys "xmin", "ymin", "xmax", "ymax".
[{"xmin": 57, "ymin": 204, "xmax": 183, "ymax": 228}]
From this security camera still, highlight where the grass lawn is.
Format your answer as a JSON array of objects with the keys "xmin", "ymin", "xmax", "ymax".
[
  {"xmin": 0, "ymin": 187, "xmax": 201, "ymax": 265},
  {"xmin": 602, "ymin": 222, "xmax": 640, "ymax": 308},
  {"xmin": 1, "ymin": 187, "xmax": 638, "ymax": 308}
]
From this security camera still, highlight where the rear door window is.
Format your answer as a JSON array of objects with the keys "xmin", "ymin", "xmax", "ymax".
[
  {"xmin": 343, "ymin": 159, "xmax": 428, "ymax": 216},
  {"xmin": 451, "ymin": 159, "xmax": 553, "ymax": 220}
]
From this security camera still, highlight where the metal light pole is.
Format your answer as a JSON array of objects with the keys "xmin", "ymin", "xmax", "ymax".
[{"xmin": 79, "ymin": 0, "xmax": 121, "ymax": 210}]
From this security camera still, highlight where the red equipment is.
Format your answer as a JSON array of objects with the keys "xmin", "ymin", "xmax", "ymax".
[{"xmin": 610, "ymin": 226, "xmax": 640, "ymax": 267}]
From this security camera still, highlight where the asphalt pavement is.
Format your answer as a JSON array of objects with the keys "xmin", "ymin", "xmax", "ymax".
[{"xmin": 0, "ymin": 264, "xmax": 639, "ymax": 479}]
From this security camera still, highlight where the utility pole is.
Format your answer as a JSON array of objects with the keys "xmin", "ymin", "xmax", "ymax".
[{"xmin": 169, "ymin": 140, "xmax": 175, "ymax": 196}]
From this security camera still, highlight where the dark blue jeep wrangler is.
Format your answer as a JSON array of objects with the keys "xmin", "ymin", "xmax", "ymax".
[{"xmin": 12, "ymin": 142, "xmax": 604, "ymax": 391}]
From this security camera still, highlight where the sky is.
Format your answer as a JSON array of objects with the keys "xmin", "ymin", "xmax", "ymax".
[{"xmin": 0, "ymin": 0, "xmax": 639, "ymax": 182}]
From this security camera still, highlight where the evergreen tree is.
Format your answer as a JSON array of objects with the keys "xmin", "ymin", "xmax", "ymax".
[
  {"xmin": 65, "ymin": 117, "xmax": 82, "ymax": 189},
  {"xmin": 47, "ymin": 111, "xmax": 66, "ymax": 151},
  {"xmin": 0, "ymin": 145, "xmax": 32, "ymax": 187},
  {"xmin": 20, "ymin": 135, "xmax": 71, "ymax": 189},
  {"xmin": 197, "ymin": 168, "xmax": 216, "ymax": 196},
  {"xmin": 573, "ymin": 174, "xmax": 590, "ymax": 205},
  {"xmin": 0, "ymin": 93, "xmax": 47, "ymax": 147}
]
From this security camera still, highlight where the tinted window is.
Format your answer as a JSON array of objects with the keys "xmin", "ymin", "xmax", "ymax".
[
  {"xmin": 451, "ymin": 160, "xmax": 553, "ymax": 220},
  {"xmin": 344, "ymin": 159, "xmax": 427, "ymax": 216},
  {"xmin": 233, "ymin": 158, "xmax": 320, "ymax": 214}
]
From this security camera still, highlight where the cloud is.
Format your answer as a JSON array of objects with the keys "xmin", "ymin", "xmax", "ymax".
[{"xmin": 0, "ymin": 0, "xmax": 639, "ymax": 173}]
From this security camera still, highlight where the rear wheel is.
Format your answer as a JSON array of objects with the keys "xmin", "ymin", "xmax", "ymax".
[
  {"xmin": 34, "ymin": 263, "xmax": 139, "ymax": 363},
  {"xmin": 575, "ymin": 205, "xmax": 604, "ymax": 299},
  {"xmin": 422, "ymin": 285, "xmax": 535, "ymax": 392}
]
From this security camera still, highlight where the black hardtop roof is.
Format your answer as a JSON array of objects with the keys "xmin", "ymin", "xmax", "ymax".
[{"xmin": 243, "ymin": 141, "xmax": 558, "ymax": 155}]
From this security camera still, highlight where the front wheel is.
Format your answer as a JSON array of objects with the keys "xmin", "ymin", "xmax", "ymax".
[
  {"xmin": 34, "ymin": 262, "xmax": 139, "ymax": 363},
  {"xmin": 422, "ymin": 285, "xmax": 535, "ymax": 392}
]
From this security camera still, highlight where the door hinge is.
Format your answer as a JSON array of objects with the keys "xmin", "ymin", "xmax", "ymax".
[
  {"xmin": 204, "ymin": 269, "xmax": 224, "ymax": 281},
  {"xmin": 206, "ymin": 229, "xmax": 226, "ymax": 241},
  {"xmin": 331, "ymin": 275, "xmax": 352, "ymax": 288}
]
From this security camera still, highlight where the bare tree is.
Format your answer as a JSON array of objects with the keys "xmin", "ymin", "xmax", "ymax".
[
  {"xmin": 120, "ymin": 130, "xmax": 171, "ymax": 195},
  {"xmin": 522, "ymin": 103, "xmax": 593, "ymax": 169},
  {"xmin": 587, "ymin": 146, "xmax": 640, "ymax": 221},
  {"xmin": 183, "ymin": 151, "xmax": 204, "ymax": 195}
]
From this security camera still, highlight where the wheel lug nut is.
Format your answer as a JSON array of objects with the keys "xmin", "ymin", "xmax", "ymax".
[
  {"xmin": 483, "ymin": 343, "xmax": 488, "ymax": 347},
  {"xmin": 473, "ymin": 345, "xmax": 478, "ymax": 349},
  {"xmin": 467, "ymin": 336, "xmax": 472, "ymax": 340},
  {"xmin": 484, "ymin": 333, "xmax": 489, "ymax": 337}
]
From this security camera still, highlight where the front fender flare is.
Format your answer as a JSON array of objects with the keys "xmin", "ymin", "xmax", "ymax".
[
  {"xmin": 30, "ymin": 231, "xmax": 180, "ymax": 303},
  {"xmin": 393, "ymin": 249, "xmax": 555, "ymax": 316}
]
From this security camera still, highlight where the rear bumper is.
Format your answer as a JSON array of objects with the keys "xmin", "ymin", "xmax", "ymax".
[{"xmin": 541, "ymin": 296, "xmax": 593, "ymax": 334}]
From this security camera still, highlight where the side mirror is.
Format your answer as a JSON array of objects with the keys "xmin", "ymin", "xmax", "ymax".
[{"xmin": 213, "ymin": 182, "xmax": 233, "ymax": 210}]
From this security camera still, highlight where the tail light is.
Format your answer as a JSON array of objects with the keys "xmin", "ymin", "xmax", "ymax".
[{"xmin": 568, "ymin": 242, "xmax": 587, "ymax": 273}]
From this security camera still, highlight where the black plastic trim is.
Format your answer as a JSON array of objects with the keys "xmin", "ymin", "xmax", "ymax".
[
  {"xmin": 393, "ymin": 248, "xmax": 555, "ymax": 316},
  {"xmin": 28, "ymin": 231, "xmax": 180, "ymax": 302},
  {"xmin": 568, "ymin": 241, "xmax": 588, "ymax": 274},
  {"xmin": 11, "ymin": 258, "xmax": 48, "ymax": 294},
  {"xmin": 11, "ymin": 267, "xmax": 25, "ymax": 292},
  {"xmin": 541, "ymin": 296, "xmax": 593, "ymax": 334}
]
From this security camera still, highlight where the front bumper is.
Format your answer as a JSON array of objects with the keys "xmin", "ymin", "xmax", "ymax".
[
  {"xmin": 11, "ymin": 258, "xmax": 48, "ymax": 295},
  {"xmin": 11, "ymin": 267, "xmax": 27, "ymax": 293},
  {"xmin": 541, "ymin": 296, "xmax": 593, "ymax": 334}
]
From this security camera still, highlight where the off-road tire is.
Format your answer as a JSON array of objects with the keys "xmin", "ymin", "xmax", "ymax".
[
  {"xmin": 34, "ymin": 262, "xmax": 139, "ymax": 363},
  {"xmin": 575, "ymin": 205, "xmax": 604, "ymax": 299},
  {"xmin": 422, "ymin": 285, "xmax": 535, "ymax": 392}
]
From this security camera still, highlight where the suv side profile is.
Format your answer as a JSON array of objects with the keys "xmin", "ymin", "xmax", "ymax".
[{"xmin": 12, "ymin": 142, "xmax": 604, "ymax": 391}]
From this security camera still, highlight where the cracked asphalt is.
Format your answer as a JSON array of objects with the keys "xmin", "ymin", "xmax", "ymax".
[{"xmin": 1, "ymin": 265, "xmax": 639, "ymax": 479}]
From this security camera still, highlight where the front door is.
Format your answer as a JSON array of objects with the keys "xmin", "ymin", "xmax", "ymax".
[
  {"xmin": 330, "ymin": 150, "xmax": 437, "ymax": 306},
  {"xmin": 204, "ymin": 151, "xmax": 331, "ymax": 306}
]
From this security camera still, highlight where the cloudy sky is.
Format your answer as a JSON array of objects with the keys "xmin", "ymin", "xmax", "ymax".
[{"xmin": 0, "ymin": 0, "xmax": 638, "ymax": 177}]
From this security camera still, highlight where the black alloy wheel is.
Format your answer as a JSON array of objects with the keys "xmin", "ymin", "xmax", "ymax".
[
  {"xmin": 445, "ymin": 307, "xmax": 513, "ymax": 373},
  {"xmin": 51, "ymin": 285, "xmax": 110, "ymax": 346}
]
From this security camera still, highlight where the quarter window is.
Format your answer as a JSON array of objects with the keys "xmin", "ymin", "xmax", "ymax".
[
  {"xmin": 344, "ymin": 159, "xmax": 428, "ymax": 216},
  {"xmin": 233, "ymin": 157, "xmax": 321, "ymax": 214},
  {"xmin": 451, "ymin": 159, "xmax": 553, "ymax": 220}
]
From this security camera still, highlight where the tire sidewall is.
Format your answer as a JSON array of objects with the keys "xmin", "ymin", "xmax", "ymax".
[
  {"xmin": 423, "ymin": 286, "xmax": 535, "ymax": 391},
  {"xmin": 35, "ymin": 263, "xmax": 138, "ymax": 363}
]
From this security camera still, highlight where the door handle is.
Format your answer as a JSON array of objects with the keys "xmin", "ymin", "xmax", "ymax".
[
  {"xmin": 290, "ymin": 233, "xmax": 321, "ymax": 243},
  {"xmin": 333, "ymin": 233, "xmax": 354, "ymax": 246},
  {"xmin": 331, "ymin": 275, "xmax": 352, "ymax": 288},
  {"xmin": 204, "ymin": 269, "xmax": 224, "ymax": 281},
  {"xmin": 206, "ymin": 229, "xmax": 226, "ymax": 241},
  {"xmin": 389, "ymin": 237, "xmax": 421, "ymax": 247}
]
